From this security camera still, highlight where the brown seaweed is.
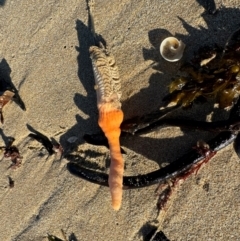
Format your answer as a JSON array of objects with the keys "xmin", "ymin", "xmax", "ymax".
[{"xmin": 164, "ymin": 28, "xmax": 240, "ymax": 109}]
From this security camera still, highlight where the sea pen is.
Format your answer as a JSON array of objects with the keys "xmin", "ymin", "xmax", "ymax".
[{"xmin": 88, "ymin": 1, "xmax": 124, "ymax": 210}]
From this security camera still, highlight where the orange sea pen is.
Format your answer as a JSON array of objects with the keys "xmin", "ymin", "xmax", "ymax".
[{"xmin": 90, "ymin": 45, "xmax": 124, "ymax": 210}]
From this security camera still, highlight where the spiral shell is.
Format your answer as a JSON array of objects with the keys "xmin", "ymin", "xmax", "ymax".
[{"xmin": 160, "ymin": 37, "xmax": 185, "ymax": 62}]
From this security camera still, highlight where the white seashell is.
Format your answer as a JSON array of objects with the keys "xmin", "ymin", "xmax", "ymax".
[{"xmin": 160, "ymin": 37, "xmax": 185, "ymax": 62}]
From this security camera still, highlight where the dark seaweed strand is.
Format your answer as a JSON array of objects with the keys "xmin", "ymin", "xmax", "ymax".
[
  {"xmin": 122, "ymin": 98, "xmax": 240, "ymax": 135},
  {"xmin": 122, "ymin": 113, "xmax": 240, "ymax": 136},
  {"xmin": 120, "ymin": 105, "xmax": 181, "ymax": 135},
  {"xmin": 143, "ymin": 118, "xmax": 240, "ymax": 133},
  {"xmin": 83, "ymin": 133, "xmax": 108, "ymax": 147},
  {"xmin": 82, "ymin": 118, "xmax": 238, "ymax": 146},
  {"xmin": 67, "ymin": 131, "xmax": 236, "ymax": 189},
  {"xmin": 67, "ymin": 163, "xmax": 109, "ymax": 187},
  {"xmin": 83, "ymin": 107, "xmax": 240, "ymax": 144},
  {"xmin": 150, "ymin": 97, "xmax": 240, "ymax": 134},
  {"xmin": 28, "ymin": 133, "xmax": 54, "ymax": 155}
]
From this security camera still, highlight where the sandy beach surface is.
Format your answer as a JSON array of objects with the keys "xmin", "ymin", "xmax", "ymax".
[{"xmin": 0, "ymin": 0, "xmax": 240, "ymax": 240}]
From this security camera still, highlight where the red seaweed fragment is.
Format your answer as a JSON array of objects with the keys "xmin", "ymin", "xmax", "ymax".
[
  {"xmin": 0, "ymin": 62, "xmax": 26, "ymax": 123},
  {"xmin": 0, "ymin": 137, "xmax": 22, "ymax": 169},
  {"xmin": 0, "ymin": 90, "xmax": 15, "ymax": 123}
]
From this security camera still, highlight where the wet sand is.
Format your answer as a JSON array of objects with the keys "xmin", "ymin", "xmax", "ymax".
[{"xmin": 0, "ymin": 0, "xmax": 240, "ymax": 240}]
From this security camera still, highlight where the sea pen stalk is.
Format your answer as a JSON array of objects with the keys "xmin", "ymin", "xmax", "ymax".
[{"xmin": 98, "ymin": 103, "xmax": 124, "ymax": 210}]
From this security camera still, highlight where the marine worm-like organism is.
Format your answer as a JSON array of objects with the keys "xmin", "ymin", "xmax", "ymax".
[
  {"xmin": 88, "ymin": 1, "xmax": 124, "ymax": 210},
  {"xmin": 90, "ymin": 45, "xmax": 124, "ymax": 211}
]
